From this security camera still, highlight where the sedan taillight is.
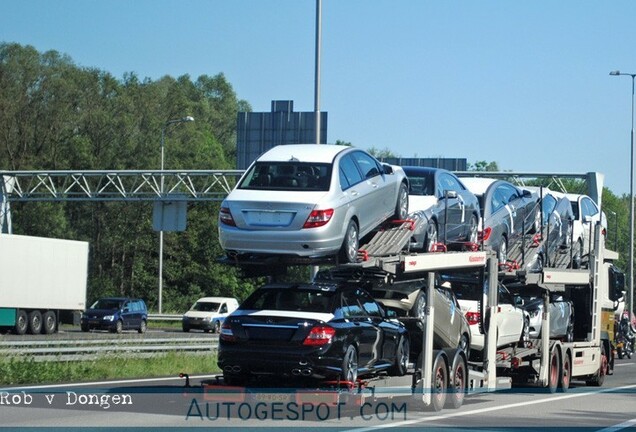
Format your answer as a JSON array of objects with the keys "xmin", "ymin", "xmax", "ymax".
[
  {"xmin": 303, "ymin": 209, "xmax": 334, "ymax": 229},
  {"xmin": 220, "ymin": 321, "xmax": 236, "ymax": 342},
  {"xmin": 465, "ymin": 311, "xmax": 481, "ymax": 326},
  {"xmin": 219, "ymin": 207, "xmax": 236, "ymax": 226},
  {"xmin": 302, "ymin": 325, "xmax": 336, "ymax": 346},
  {"xmin": 479, "ymin": 227, "xmax": 492, "ymax": 242}
]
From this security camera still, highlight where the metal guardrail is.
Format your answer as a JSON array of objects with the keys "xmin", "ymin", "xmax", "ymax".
[
  {"xmin": 0, "ymin": 337, "xmax": 217, "ymax": 362},
  {"xmin": 148, "ymin": 313, "xmax": 182, "ymax": 321}
]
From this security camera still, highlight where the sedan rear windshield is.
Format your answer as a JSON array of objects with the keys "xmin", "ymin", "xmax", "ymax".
[
  {"xmin": 241, "ymin": 287, "xmax": 336, "ymax": 313},
  {"xmin": 239, "ymin": 162, "xmax": 332, "ymax": 191}
]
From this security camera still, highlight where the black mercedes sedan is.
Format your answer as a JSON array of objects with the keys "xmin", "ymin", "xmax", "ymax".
[{"xmin": 217, "ymin": 282, "xmax": 409, "ymax": 385}]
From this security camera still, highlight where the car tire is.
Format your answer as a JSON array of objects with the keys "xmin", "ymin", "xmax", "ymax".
[
  {"xmin": 27, "ymin": 310, "xmax": 43, "ymax": 335},
  {"xmin": 566, "ymin": 318, "xmax": 574, "ymax": 343},
  {"xmin": 115, "ymin": 320, "xmax": 123, "ymax": 334},
  {"xmin": 459, "ymin": 334, "xmax": 470, "ymax": 353},
  {"xmin": 572, "ymin": 239, "xmax": 583, "ymax": 269},
  {"xmin": 467, "ymin": 214, "xmax": 479, "ymax": 244},
  {"xmin": 138, "ymin": 320, "xmax": 147, "ymax": 334},
  {"xmin": 42, "ymin": 311, "xmax": 57, "ymax": 334},
  {"xmin": 341, "ymin": 345, "xmax": 358, "ymax": 383},
  {"xmin": 389, "ymin": 336, "xmax": 409, "ymax": 376},
  {"xmin": 411, "ymin": 290, "xmax": 426, "ymax": 320},
  {"xmin": 393, "ymin": 182, "xmax": 409, "ymax": 220},
  {"xmin": 497, "ymin": 236, "xmax": 508, "ymax": 264},
  {"xmin": 530, "ymin": 206, "xmax": 541, "ymax": 234},
  {"xmin": 213, "ymin": 320, "xmax": 221, "ymax": 334},
  {"xmin": 339, "ymin": 220, "xmax": 359, "ymax": 263},
  {"xmin": 425, "ymin": 222, "xmax": 438, "ymax": 252},
  {"xmin": 520, "ymin": 316, "xmax": 530, "ymax": 348},
  {"xmin": 182, "ymin": 325, "xmax": 190, "ymax": 333}
]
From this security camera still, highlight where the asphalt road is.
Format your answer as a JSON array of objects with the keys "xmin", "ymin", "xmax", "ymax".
[{"xmin": 1, "ymin": 355, "xmax": 635, "ymax": 430}]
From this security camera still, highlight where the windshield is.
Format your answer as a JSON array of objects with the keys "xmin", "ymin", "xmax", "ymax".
[
  {"xmin": 90, "ymin": 299, "xmax": 122, "ymax": 310},
  {"xmin": 239, "ymin": 162, "xmax": 332, "ymax": 191},
  {"xmin": 191, "ymin": 302, "xmax": 220, "ymax": 312}
]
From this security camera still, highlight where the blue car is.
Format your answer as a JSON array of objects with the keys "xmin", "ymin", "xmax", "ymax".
[{"xmin": 81, "ymin": 297, "xmax": 148, "ymax": 334}]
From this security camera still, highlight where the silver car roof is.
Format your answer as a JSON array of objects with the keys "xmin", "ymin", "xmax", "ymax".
[{"xmin": 256, "ymin": 144, "xmax": 350, "ymax": 163}]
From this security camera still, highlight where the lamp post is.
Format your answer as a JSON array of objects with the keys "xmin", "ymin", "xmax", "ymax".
[
  {"xmin": 159, "ymin": 115, "xmax": 194, "ymax": 314},
  {"xmin": 610, "ymin": 70, "xmax": 636, "ymax": 316}
]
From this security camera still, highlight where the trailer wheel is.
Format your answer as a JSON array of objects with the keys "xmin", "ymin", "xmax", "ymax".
[
  {"xmin": 559, "ymin": 352, "xmax": 571, "ymax": 392},
  {"xmin": 429, "ymin": 354, "xmax": 448, "ymax": 412},
  {"xmin": 42, "ymin": 311, "xmax": 57, "ymax": 334},
  {"xmin": 547, "ymin": 348, "xmax": 560, "ymax": 393},
  {"xmin": 586, "ymin": 344, "xmax": 607, "ymax": 387},
  {"xmin": 14, "ymin": 310, "xmax": 28, "ymax": 335},
  {"xmin": 447, "ymin": 353, "xmax": 467, "ymax": 409},
  {"xmin": 28, "ymin": 311, "xmax": 43, "ymax": 335}
]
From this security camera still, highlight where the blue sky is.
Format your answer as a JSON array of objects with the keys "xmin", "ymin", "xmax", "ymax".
[{"xmin": 2, "ymin": 0, "xmax": 636, "ymax": 194}]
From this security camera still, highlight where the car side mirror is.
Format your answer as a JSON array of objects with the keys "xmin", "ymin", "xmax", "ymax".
[
  {"xmin": 515, "ymin": 297, "xmax": 524, "ymax": 306},
  {"xmin": 443, "ymin": 190, "xmax": 458, "ymax": 199},
  {"xmin": 584, "ymin": 215, "xmax": 593, "ymax": 223},
  {"xmin": 123, "ymin": 307, "xmax": 129, "ymax": 313},
  {"xmin": 382, "ymin": 164, "xmax": 394, "ymax": 175}
]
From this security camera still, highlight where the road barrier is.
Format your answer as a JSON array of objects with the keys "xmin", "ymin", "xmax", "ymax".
[{"xmin": 0, "ymin": 337, "xmax": 217, "ymax": 362}]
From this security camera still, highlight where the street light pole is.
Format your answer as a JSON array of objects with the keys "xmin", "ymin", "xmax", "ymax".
[
  {"xmin": 610, "ymin": 70, "xmax": 636, "ymax": 316},
  {"xmin": 159, "ymin": 116, "xmax": 194, "ymax": 314},
  {"xmin": 314, "ymin": 0, "xmax": 322, "ymax": 145}
]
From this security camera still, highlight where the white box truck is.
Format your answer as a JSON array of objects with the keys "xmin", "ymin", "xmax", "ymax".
[{"xmin": 0, "ymin": 234, "xmax": 89, "ymax": 335}]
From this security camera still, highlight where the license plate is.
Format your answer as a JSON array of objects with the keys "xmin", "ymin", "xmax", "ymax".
[
  {"xmin": 246, "ymin": 211, "xmax": 294, "ymax": 226},
  {"xmin": 253, "ymin": 393, "xmax": 293, "ymax": 403}
]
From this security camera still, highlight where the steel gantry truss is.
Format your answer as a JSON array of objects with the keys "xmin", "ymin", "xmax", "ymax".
[{"xmin": 0, "ymin": 170, "xmax": 244, "ymax": 202}]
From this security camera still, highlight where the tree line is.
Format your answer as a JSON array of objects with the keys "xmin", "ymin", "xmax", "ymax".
[{"xmin": 0, "ymin": 43, "xmax": 631, "ymax": 312}]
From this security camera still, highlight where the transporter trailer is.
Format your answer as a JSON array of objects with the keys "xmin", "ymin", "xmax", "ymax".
[{"xmin": 205, "ymin": 173, "xmax": 624, "ymax": 413}]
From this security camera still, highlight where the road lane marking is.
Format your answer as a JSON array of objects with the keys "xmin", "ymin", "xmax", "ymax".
[
  {"xmin": 0, "ymin": 374, "xmax": 219, "ymax": 392},
  {"xmin": 597, "ymin": 418, "xmax": 636, "ymax": 432},
  {"xmin": 344, "ymin": 383, "xmax": 636, "ymax": 432}
]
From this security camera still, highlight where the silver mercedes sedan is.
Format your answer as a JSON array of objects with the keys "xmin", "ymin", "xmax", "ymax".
[{"xmin": 218, "ymin": 144, "xmax": 409, "ymax": 263}]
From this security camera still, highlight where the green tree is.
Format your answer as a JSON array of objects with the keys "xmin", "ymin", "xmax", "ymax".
[{"xmin": 468, "ymin": 160, "xmax": 500, "ymax": 171}]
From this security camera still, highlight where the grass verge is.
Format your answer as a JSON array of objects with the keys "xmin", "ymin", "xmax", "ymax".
[{"xmin": 0, "ymin": 352, "xmax": 221, "ymax": 386}]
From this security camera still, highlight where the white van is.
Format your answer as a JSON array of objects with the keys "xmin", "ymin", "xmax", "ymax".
[{"xmin": 182, "ymin": 297, "xmax": 239, "ymax": 333}]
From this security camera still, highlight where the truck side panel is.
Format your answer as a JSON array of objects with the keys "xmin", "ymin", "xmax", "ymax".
[{"xmin": 0, "ymin": 234, "xmax": 88, "ymax": 310}]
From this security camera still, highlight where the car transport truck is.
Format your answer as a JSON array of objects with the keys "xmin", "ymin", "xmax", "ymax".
[
  {"xmin": 0, "ymin": 233, "xmax": 89, "ymax": 335},
  {"xmin": 203, "ymin": 171, "xmax": 624, "ymax": 413}
]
